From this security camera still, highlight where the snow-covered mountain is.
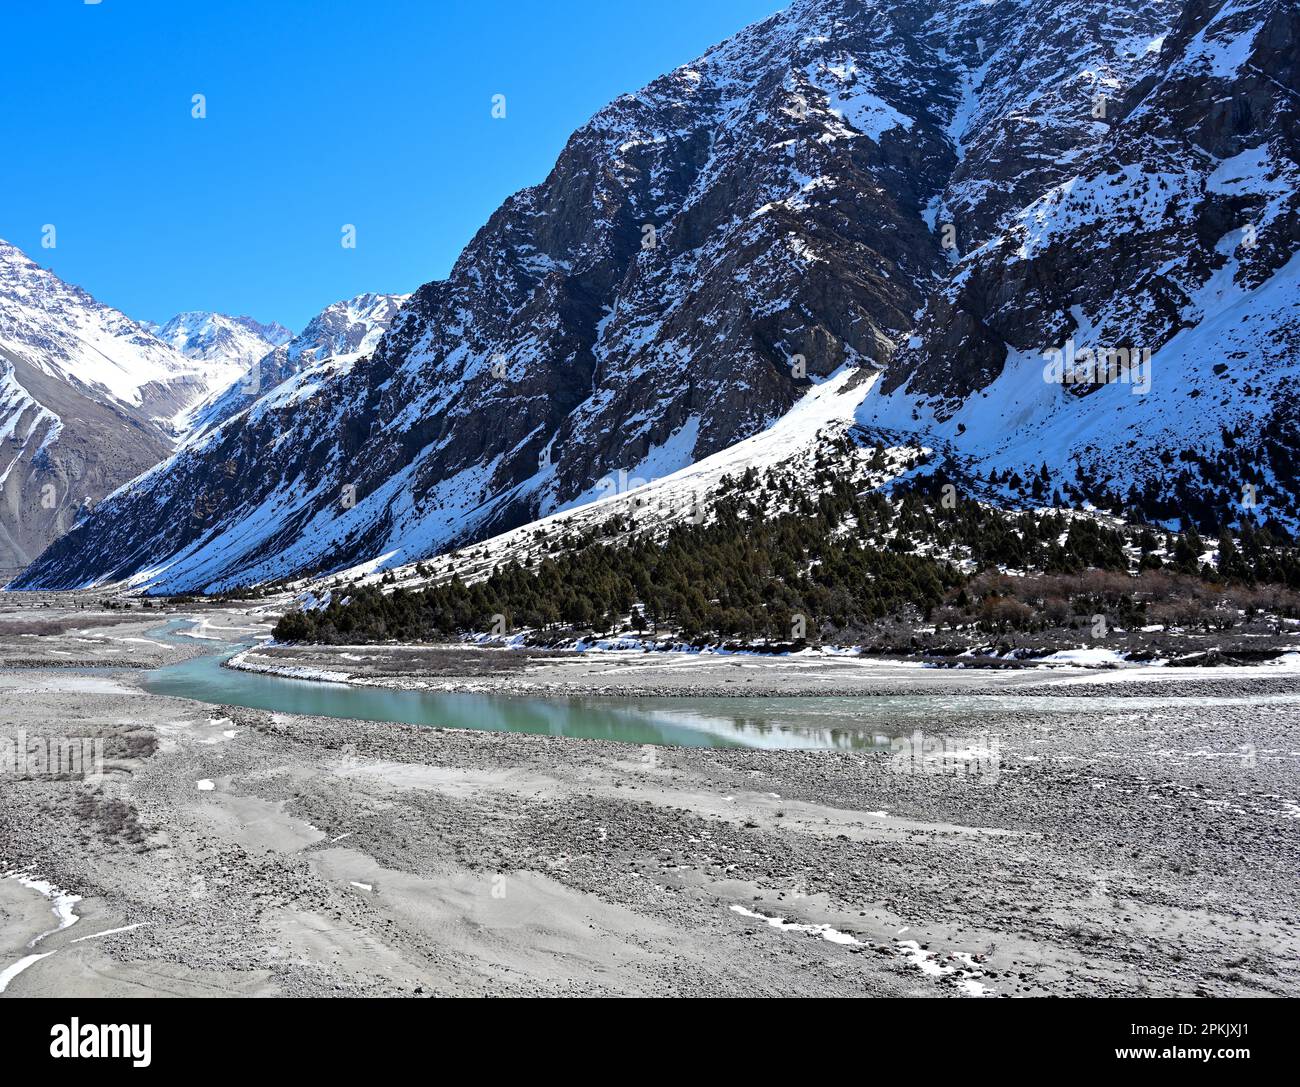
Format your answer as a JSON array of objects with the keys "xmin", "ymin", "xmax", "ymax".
[
  {"xmin": 0, "ymin": 239, "xmax": 250, "ymax": 571},
  {"xmin": 178, "ymin": 292, "xmax": 411, "ymax": 440},
  {"xmin": 148, "ymin": 311, "xmax": 291, "ymax": 377},
  {"xmin": 858, "ymin": 0, "xmax": 1300, "ymax": 535},
  {"xmin": 0, "ymin": 240, "xmax": 228, "ymax": 424},
  {"xmin": 14, "ymin": 0, "xmax": 1300, "ymax": 593},
  {"xmin": 283, "ymin": 293, "xmax": 407, "ymax": 366}
]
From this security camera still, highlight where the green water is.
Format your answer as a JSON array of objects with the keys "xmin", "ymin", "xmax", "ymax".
[
  {"xmin": 141, "ymin": 641, "xmax": 901, "ymax": 749},
  {"xmin": 139, "ymin": 621, "xmax": 1300, "ymax": 750}
]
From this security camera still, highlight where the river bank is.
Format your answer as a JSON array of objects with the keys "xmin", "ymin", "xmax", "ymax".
[
  {"xmin": 1, "ymin": 602, "xmax": 1297, "ymax": 997},
  {"xmin": 228, "ymin": 638, "xmax": 1300, "ymax": 700}
]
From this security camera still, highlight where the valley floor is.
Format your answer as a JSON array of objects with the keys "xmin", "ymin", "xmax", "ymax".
[{"xmin": 0, "ymin": 600, "xmax": 1297, "ymax": 997}]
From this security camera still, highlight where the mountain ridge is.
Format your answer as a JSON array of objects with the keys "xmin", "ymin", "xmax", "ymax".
[
  {"xmin": 176, "ymin": 292, "xmax": 411, "ymax": 441},
  {"xmin": 13, "ymin": 0, "xmax": 1299, "ymax": 593}
]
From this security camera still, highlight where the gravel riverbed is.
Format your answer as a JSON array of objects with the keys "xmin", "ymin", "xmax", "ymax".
[{"xmin": 0, "ymin": 605, "xmax": 1296, "ymax": 997}]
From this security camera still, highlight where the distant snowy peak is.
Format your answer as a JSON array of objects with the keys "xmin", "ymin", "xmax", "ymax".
[
  {"xmin": 178, "ymin": 291, "xmax": 411, "ymax": 441},
  {"xmin": 237, "ymin": 315, "xmax": 293, "ymax": 346},
  {"xmin": 289, "ymin": 292, "xmax": 410, "ymax": 366},
  {"xmin": 151, "ymin": 311, "xmax": 293, "ymax": 372}
]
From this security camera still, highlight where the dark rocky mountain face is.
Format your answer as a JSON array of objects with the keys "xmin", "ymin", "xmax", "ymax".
[
  {"xmin": 864, "ymin": 0, "xmax": 1299, "ymax": 532},
  {"xmin": 16, "ymin": 0, "xmax": 1297, "ymax": 592},
  {"xmin": 887, "ymin": 0, "xmax": 1296, "ymax": 404}
]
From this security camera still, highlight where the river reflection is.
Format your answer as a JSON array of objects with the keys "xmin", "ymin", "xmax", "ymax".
[{"xmin": 140, "ymin": 623, "xmax": 1300, "ymax": 750}]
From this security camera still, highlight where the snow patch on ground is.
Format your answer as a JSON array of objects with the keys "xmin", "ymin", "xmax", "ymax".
[{"xmin": 730, "ymin": 904, "xmax": 863, "ymax": 945}]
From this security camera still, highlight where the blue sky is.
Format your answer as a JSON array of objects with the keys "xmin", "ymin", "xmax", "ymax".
[{"xmin": 1, "ymin": 0, "xmax": 782, "ymax": 331}]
